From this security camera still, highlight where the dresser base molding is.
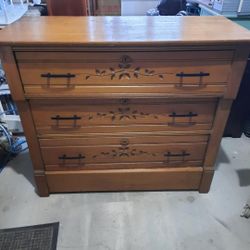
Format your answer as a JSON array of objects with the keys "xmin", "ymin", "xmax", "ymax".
[
  {"xmin": 34, "ymin": 174, "xmax": 49, "ymax": 197},
  {"xmin": 45, "ymin": 167, "xmax": 203, "ymax": 193},
  {"xmin": 34, "ymin": 168, "xmax": 215, "ymax": 196},
  {"xmin": 199, "ymin": 169, "xmax": 215, "ymax": 193}
]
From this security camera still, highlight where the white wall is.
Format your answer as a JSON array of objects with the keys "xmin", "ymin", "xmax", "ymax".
[{"xmin": 121, "ymin": 0, "xmax": 160, "ymax": 16}]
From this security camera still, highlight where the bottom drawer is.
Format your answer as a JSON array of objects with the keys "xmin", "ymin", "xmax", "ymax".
[
  {"xmin": 40, "ymin": 135, "xmax": 208, "ymax": 170},
  {"xmin": 46, "ymin": 167, "xmax": 203, "ymax": 193}
]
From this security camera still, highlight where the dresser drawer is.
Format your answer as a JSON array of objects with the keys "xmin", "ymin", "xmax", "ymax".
[
  {"xmin": 16, "ymin": 50, "xmax": 233, "ymax": 97},
  {"xmin": 40, "ymin": 134, "xmax": 208, "ymax": 170},
  {"xmin": 31, "ymin": 99, "xmax": 217, "ymax": 135}
]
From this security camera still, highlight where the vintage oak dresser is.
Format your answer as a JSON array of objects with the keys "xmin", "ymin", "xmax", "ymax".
[{"xmin": 0, "ymin": 16, "xmax": 250, "ymax": 196}]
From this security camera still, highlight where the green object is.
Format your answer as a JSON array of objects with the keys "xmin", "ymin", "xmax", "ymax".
[
  {"xmin": 198, "ymin": 4, "xmax": 250, "ymax": 30},
  {"xmin": 229, "ymin": 18, "xmax": 250, "ymax": 30}
]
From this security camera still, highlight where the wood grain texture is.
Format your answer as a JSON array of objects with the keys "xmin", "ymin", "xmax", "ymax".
[
  {"xmin": 203, "ymin": 99, "xmax": 233, "ymax": 168},
  {"xmin": 30, "ymin": 99, "xmax": 217, "ymax": 135},
  {"xmin": 16, "ymin": 49, "xmax": 232, "ymax": 98},
  {"xmin": 34, "ymin": 174, "xmax": 49, "ymax": 197},
  {"xmin": 0, "ymin": 47, "xmax": 25, "ymax": 101},
  {"xmin": 0, "ymin": 46, "xmax": 49, "ymax": 196},
  {"xmin": 1, "ymin": 17, "xmax": 249, "ymax": 195},
  {"xmin": 15, "ymin": 50, "xmax": 234, "ymax": 62},
  {"xmin": 17, "ymin": 59, "xmax": 231, "ymax": 85},
  {"xmin": 0, "ymin": 16, "xmax": 250, "ymax": 46},
  {"xmin": 39, "ymin": 134, "xmax": 209, "ymax": 146},
  {"xmin": 16, "ymin": 50, "xmax": 232, "ymax": 88},
  {"xmin": 225, "ymin": 46, "xmax": 250, "ymax": 99},
  {"xmin": 23, "ymin": 85, "xmax": 227, "ymax": 99},
  {"xmin": 46, "ymin": 167, "xmax": 203, "ymax": 192},
  {"xmin": 199, "ymin": 169, "xmax": 214, "ymax": 193},
  {"xmin": 41, "ymin": 141, "xmax": 207, "ymax": 168}
]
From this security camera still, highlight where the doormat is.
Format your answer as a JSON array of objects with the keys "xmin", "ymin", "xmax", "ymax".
[{"xmin": 0, "ymin": 222, "xmax": 59, "ymax": 250}]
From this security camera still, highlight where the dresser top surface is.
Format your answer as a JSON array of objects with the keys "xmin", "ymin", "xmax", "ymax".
[{"xmin": 0, "ymin": 16, "xmax": 250, "ymax": 46}]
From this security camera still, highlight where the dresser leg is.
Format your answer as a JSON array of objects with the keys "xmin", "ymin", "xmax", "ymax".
[
  {"xmin": 199, "ymin": 169, "xmax": 214, "ymax": 193},
  {"xmin": 35, "ymin": 175, "xmax": 49, "ymax": 197}
]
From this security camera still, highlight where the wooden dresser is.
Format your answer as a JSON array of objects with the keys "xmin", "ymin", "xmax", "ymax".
[{"xmin": 0, "ymin": 16, "xmax": 249, "ymax": 196}]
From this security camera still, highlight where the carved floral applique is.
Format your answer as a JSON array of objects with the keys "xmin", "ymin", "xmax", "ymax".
[
  {"xmin": 84, "ymin": 55, "xmax": 172, "ymax": 80},
  {"xmin": 87, "ymin": 107, "xmax": 158, "ymax": 121}
]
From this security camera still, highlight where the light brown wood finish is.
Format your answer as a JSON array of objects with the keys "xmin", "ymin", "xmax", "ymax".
[
  {"xmin": 0, "ymin": 47, "xmax": 25, "ymax": 101},
  {"xmin": 18, "ymin": 61, "xmax": 231, "ymax": 85},
  {"xmin": 199, "ymin": 99, "xmax": 233, "ymax": 192},
  {"xmin": 0, "ymin": 46, "xmax": 49, "ymax": 196},
  {"xmin": 0, "ymin": 17, "xmax": 249, "ymax": 196},
  {"xmin": 17, "ymin": 51, "xmax": 232, "ymax": 86},
  {"xmin": 41, "ymin": 141, "xmax": 207, "ymax": 168},
  {"xmin": 15, "ymin": 50, "xmax": 234, "ymax": 62},
  {"xmin": 0, "ymin": 16, "xmax": 250, "ymax": 46},
  {"xmin": 46, "ymin": 167, "xmax": 203, "ymax": 193},
  {"xmin": 23, "ymin": 85, "xmax": 228, "ymax": 99},
  {"xmin": 225, "ymin": 46, "xmax": 250, "ymax": 99},
  {"xmin": 30, "ymin": 99, "xmax": 217, "ymax": 135},
  {"xmin": 199, "ymin": 169, "xmax": 214, "ymax": 193},
  {"xmin": 34, "ymin": 175, "xmax": 49, "ymax": 197},
  {"xmin": 203, "ymin": 99, "xmax": 233, "ymax": 168},
  {"xmin": 15, "ymin": 50, "xmax": 234, "ymax": 98},
  {"xmin": 39, "ymin": 134, "xmax": 209, "ymax": 146}
]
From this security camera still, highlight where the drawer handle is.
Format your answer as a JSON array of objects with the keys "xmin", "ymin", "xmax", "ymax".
[
  {"xmin": 168, "ymin": 112, "xmax": 197, "ymax": 127},
  {"xmin": 41, "ymin": 73, "xmax": 76, "ymax": 79},
  {"xmin": 169, "ymin": 112, "xmax": 198, "ymax": 118},
  {"xmin": 41, "ymin": 73, "xmax": 76, "ymax": 89},
  {"xmin": 51, "ymin": 115, "xmax": 82, "ymax": 121},
  {"xmin": 51, "ymin": 115, "xmax": 81, "ymax": 128},
  {"xmin": 175, "ymin": 72, "xmax": 209, "ymax": 89},
  {"xmin": 59, "ymin": 154, "xmax": 85, "ymax": 160},
  {"xmin": 176, "ymin": 72, "xmax": 210, "ymax": 78},
  {"xmin": 164, "ymin": 151, "xmax": 190, "ymax": 163}
]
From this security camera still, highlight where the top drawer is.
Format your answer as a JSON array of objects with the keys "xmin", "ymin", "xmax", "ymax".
[{"xmin": 15, "ymin": 50, "xmax": 233, "ymax": 98}]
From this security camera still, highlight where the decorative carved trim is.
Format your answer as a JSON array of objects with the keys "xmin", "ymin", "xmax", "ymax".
[
  {"xmin": 92, "ymin": 140, "xmax": 190, "ymax": 161},
  {"xmin": 88, "ymin": 107, "xmax": 159, "ymax": 121},
  {"xmin": 84, "ymin": 55, "xmax": 172, "ymax": 80},
  {"xmin": 92, "ymin": 140, "xmax": 155, "ymax": 159}
]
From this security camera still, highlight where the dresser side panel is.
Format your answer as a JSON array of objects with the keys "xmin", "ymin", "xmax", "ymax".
[
  {"xmin": 224, "ymin": 46, "xmax": 250, "ymax": 99},
  {"xmin": 203, "ymin": 99, "xmax": 233, "ymax": 168},
  {"xmin": 0, "ymin": 46, "xmax": 49, "ymax": 196}
]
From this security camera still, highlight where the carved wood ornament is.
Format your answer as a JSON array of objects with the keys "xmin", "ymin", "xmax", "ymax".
[{"xmin": 84, "ymin": 55, "xmax": 172, "ymax": 80}]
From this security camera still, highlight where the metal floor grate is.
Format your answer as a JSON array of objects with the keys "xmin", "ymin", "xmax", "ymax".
[{"xmin": 0, "ymin": 222, "xmax": 59, "ymax": 250}]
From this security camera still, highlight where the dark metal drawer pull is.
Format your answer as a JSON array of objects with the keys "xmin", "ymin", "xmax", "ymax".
[
  {"xmin": 58, "ymin": 154, "xmax": 85, "ymax": 160},
  {"xmin": 168, "ymin": 112, "xmax": 198, "ymax": 127},
  {"xmin": 41, "ymin": 73, "xmax": 76, "ymax": 78},
  {"xmin": 176, "ymin": 72, "xmax": 210, "ymax": 78},
  {"xmin": 164, "ymin": 150, "xmax": 190, "ymax": 163},
  {"xmin": 175, "ymin": 72, "xmax": 209, "ymax": 89},
  {"xmin": 51, "ymin": 115, "xmax": 81, "ymax": 121},
  {"xmin": 165, "ymin": 152, "xmax": 190, "ymax": 157},
  {"xmin": 169, "ymin": 112, "xmax": 198, "ymax": 118}
]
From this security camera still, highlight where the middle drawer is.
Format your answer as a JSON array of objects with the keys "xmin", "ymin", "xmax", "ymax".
[{"xmin": 30, "ymin": 98, "xmax": 217, "ymax": 135}]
